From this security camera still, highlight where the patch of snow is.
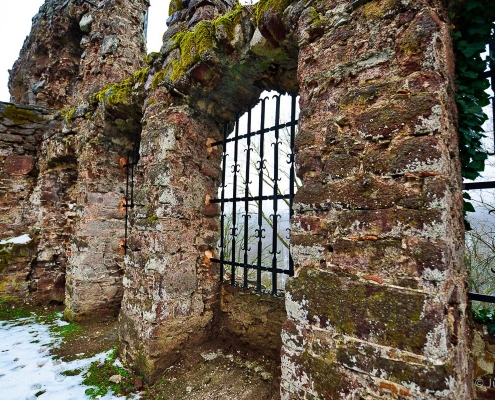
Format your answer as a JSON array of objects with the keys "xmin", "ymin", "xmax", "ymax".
[
  {"xmin": 0, "ymin": 234, "xmax": 32, "ymax": 245},
  {"xmin": 0, "ymin": 316, "xmax": 139, "ymax": 400}
]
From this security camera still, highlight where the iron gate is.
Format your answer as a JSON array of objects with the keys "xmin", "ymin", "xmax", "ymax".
[
  {"xmin": 123, "ymin": 145, "xmax": 139, "ymax": 255},
  {"xmin": 210, "ymin": 93, "xmax": 299, "ymax": 295}
]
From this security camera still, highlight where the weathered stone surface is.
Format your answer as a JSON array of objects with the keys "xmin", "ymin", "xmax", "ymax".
[
  {"xmin": 218, "ymin": 284, "xmax": 286, "ymax": 360},
  {"xmin": 0, "ymin": 238, "xmax": 37, "ymax": 301}
]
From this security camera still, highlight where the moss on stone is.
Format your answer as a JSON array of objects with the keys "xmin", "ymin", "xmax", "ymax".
[
  {"xmin": 299, "ymin": 351, "xmax": 343, "ymax": 397},
  {"xmin": 63, "ymin": 306, "xmax": 77, "ymax": 322},
  {"xmin": 287, "ymin": 269, "xmax": 437, "ymax": 354},
  {"xmin": 168, "ymin": 0, "xmax": 184, "ymax": 16},
  {"xmin": 213, "ymin": 3, "xmax": 244, "ymax": 41},
  {"xmin": 153, "ymin": 4, "xmax": 244, "ymax": 86},
  {"xmin": 254, "ymin": 0, "xmax": 293, "ymax": 23},
  {"xmin": 0, "ymin": 280, "xmax": 18, "ymax": 302},
  {"xmin": 0, "ymin": 244, "xmax": 14, "ymax": 274},
  {"xmin": 61, "ymin": 107, "xmax": 76, "ymax": 123},
  {"xmin": 90, "ymin": 68, "xmax": 149, "ymax": 106},
  {"xmin": 308, "ymin": 7, "xmax": 324, "ymax": 28},
  {"xmin": 2, "ymin": 105, "xmax": 44, "ymax": 125},
  {"xmin": 144, "ymin": 52, "xmax": 161, "ymax": 66},
  {"xmin": 133, "ymin": 67, "xmax": 150, "ymax": 84},
  {"xmin": 362, "ymin": 0, "xmax": 401, "ymax": 20},
  {"xmin": 0, "ymin": 274, "xmax": 28, "ymax": 302}
]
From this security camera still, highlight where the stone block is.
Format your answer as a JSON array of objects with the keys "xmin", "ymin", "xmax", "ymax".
[
  {"xmin": 286, "ymin": 268, "xmax": 443, "ymax": 355},
  {"xmin": 0, "ymin": 133, "xmax": 24, "ymax": 144},
  {"xmin": 3, "ymin": 155, "xmax": 35, "ymax": 175}
]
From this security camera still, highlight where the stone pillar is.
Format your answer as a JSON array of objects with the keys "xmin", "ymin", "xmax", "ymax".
[
  {"xmin": 281, "ymin": 0, "xmax": 470, "ymax": 398},
  {"xmin": 62, "ymin": 0, "xmax": 149, "ymax": 319},
  {"xmin": 119, "ymin": 87, "xmax": 223, "ymax": 380}
]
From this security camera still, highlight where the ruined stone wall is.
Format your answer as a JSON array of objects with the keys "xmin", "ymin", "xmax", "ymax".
[
  {"xmin": 4, "ymin": 0, "xmax": 476, "ymax": 397},
  {"xmin": 117, "ymin": 0, "xmax": 299, "ymax": 381},
  {"xmin": 0, "ymin": 103, "xmax": 45, "ymax": 236},
  {"xmin": 7, "ymin": 0, "xmax": 149, "ymax": 314},
  {"xmin": 0, "ymin": 103, "xmax": 46, "ymax": 301},
  {"xmin": 62, "ymin": 0, "xmax": 149, "ymax": 319},
  {"xmin": 9, "ymin": 0, "xmax": 86, "ymax": 108}
]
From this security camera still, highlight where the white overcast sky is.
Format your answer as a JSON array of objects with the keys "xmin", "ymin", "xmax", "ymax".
[{"xmin": 0, "ymin": 0, "xmax": 170, "ymax": 102}]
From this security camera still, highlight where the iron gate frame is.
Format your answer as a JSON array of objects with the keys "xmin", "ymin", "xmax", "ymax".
[{"xmin": 209, "ymin": 93, "xmax": 298, "ymax": 296}]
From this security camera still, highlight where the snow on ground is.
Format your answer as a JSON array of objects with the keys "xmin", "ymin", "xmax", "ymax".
[
  {"xmin": 0, "ymin": 234, "xmax": 31, "ymax": 245},
  {"xmin": 0, "ymin": 315, "xmax": 133, "ymax": 400}
]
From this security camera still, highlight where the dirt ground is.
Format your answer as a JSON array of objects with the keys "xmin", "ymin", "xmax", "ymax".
[
  {"xmin": 51, "ymin": 314, "xmax": 119, "ymax": 362},
  {"xmin": 141, "ymin": 341, "xmax": 281, "ymax": 400},
  {"xmin": 50, "ymin": 314, "xmax": 281, "ymax": 399}
]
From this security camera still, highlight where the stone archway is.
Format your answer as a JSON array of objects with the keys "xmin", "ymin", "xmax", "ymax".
[{"xmin": 118, "ymin": 1, "xmax": 471, "ymax": 397}]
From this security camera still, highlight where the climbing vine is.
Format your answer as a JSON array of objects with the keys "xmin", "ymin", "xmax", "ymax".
[
  {"xmin": 449, "ymin": 0, "xmax": 495, "ymax": 222},
  {"xmin": 450, "ymin": 0, "xmax": 495, "ymax": 181}
]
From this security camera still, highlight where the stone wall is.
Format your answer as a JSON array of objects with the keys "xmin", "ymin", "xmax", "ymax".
[
  {"xmin": 472, "ymin": 324, "xmax": 495, "ymax": 399},
  {"xmin": 0, "ymin": 103, "xmax": 45, "ymax": 237},
  {"xmin": 0, "ymin": 102, "xmax": 68, "ymax": 303},
  {"xmin": 218, "ymin": 285, "xmax": 286, "ymax": 361},
  {"xmin": 61, "ymin": 0, "xmax": 148, "ymax": 320}
]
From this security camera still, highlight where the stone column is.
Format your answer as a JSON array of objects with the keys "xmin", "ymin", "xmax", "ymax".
[
  {"xmin": 281, "ymin": 0, "xmax": 470, "ymax": 398},
  {"xmin": 119, "ymin": 87, "xmax": 223, "ymax": 380},
  {"xmin": 63, "ymin": 0, "xmax": 149, "ymax": 319}
]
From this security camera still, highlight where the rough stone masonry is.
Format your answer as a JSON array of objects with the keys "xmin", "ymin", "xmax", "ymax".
[{"xmin": 2, "ymin": 0, "xmax": 474, "ymax": 398}]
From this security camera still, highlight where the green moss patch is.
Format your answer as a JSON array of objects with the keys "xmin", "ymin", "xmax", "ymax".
[
  {"xmin": 1, "ymin": 105, "xmax": 45, "ymax": 125},
  {"xmin": 153, "ymin": 4, "xmax": 244, "ymax": 86},
  {"xmin": 168, "ymin": 0, "xmax": 184, "ymax": 16},
  {"xmin": 254, "ymin": 0, "xmax": 293, "ymax": 23},
  {"xmin": 0, "ymin": 300, "xmax": 33, "ymax": 320},
  {"xmin": 83, "ymin": 346, "xmax": 138, "ymax": 399},
  {"xmin": 91, "ymin": 68, "xmax": 149, "ymax": 106}
]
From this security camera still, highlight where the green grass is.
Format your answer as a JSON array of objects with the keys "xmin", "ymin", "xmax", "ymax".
[
  {"xmin": 49, "ymin": 321, "xmax": 81, "ymax": 338},
  {"xmin": 82, "ymin": 346, "xmax": 137, "ymax": 399},
  {"xmin": 0, "ymin": 301, "xmax": 33, "ymax": 320},
  {"xmin": 61, "ymin": 368, "xmax": 83, "ymax": 376}
]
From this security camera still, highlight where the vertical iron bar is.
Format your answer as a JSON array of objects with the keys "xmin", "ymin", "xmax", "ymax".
[
  {"xmin": 490, "ymin": 40, "xmax": 495, "ymax": 154},
  {"xmin": 271, "ymin": 95, "xmax": 281, "ymax": 295},
  {"xmin": 231, "ymin": 115, "xmax": 240, "ymax": 286},
  {"xmin": 256, "ymin": 99, "xmax": 266, "ymax": 292},
  {"xmin": 243, "ymin": 109, "xmax": 252, "ymax": 289},
  {"xmin": 288, "ymin": 94, "xmax": 297, "ymax": 277},
  {"xmin": 219, "ymin": 124, "xmax": 228, "ymax": 282},
  {"xmin": 124, "ymin": 149, "xmax": 130, "ymax": 255},
  {"xmin": 130, "ymin": 146, "xmax": 135, "ymax": 209}
]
